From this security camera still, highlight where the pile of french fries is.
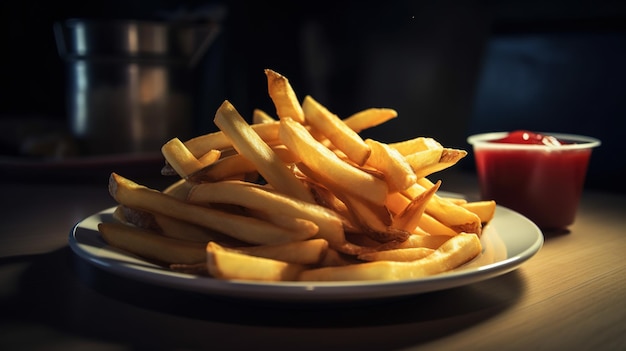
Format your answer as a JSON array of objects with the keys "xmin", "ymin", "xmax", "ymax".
[{"xmin": 98, "ymin": 69, "xmax": 496, "ymax": 282}]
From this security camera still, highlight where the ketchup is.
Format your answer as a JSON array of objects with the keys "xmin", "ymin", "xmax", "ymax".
[
  {"xmin": 472, "ymin": 130, "xmax": 593, "ymax": 229},
  {"xmin": 491, "ymin": 130, "xmax": 565, "ymax": 146}
]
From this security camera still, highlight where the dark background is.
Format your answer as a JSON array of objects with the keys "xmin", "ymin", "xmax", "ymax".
[{"xmin": 1, "ymin": 0, "xmax": 625, "ymax": 192}]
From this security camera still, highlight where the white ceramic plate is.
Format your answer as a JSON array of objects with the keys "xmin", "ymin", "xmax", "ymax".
[{"xmin": 69, "ymin": 205, "xmax": 543, "ymax": 302}]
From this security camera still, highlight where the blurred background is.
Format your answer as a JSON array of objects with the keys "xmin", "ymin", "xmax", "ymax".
[{"xmin": 1, "ymin": 0, "xmax": 625, "ymax": 192}]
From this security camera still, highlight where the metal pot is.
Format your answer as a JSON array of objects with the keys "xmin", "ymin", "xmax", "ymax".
[{"xmin": 54, "ymin": 19, "xmax": 219, "ymax": 155}]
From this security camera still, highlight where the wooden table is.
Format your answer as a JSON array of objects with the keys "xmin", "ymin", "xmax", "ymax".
[{"xmin": 1, "ymin": 170, "xmax": 624, "ymax": 350}]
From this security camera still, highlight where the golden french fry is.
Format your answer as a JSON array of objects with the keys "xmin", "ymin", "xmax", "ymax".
[
  {"xmin": 299, "ymin": 233, "xmax": 482, "ymax": 281},
  {"xmin": 206, "ymin": 241, "xmax": 305, "ymax": 281},
  {"xmin": 229, "ymin": 238, "xmax": 329, "ymax": 265},
  {"xmin": 393, "ymin": 180, "xmax": 441, "ymax": 232},
  {"xmin": 189, "ymin": 152, "xmax": 258, "ymax": 182},
  {"xmin": 161, "ymin": 137, "xmax": 202, "ymax": 177},
  {"xmin": 401, "ymin": 179, "xmax": 482, "ymax": 235},
  {"xmin": 111, "ymin": 204, "xmax": 126, "ymax": 223},
  {"xmin": 161, "ymin": 137, "xmax": 221, "ymax": 178},
  {"xmin": 461, "ymin": 200, "xmax": 497, "ymax": 224},
  {"xmin": 183, "ymin": 121, "xmax": 281, "ymax": 158},
  {"xmin": 98, "ymin": 222, "xmax": 206, "ymax": 265},
  {"xmin": 343, "ymin": 108, "xmax": 398, "ymax": 133},
  {"xmin": 416, "ymin": 214, "xmax": 459, "ymax": 236},
  {"xmin": 440, "ymin": 148, "xmax": 468, "ymax": 164},
  {"xmin": 385, "ymin": 190, "xmax": 458, "ymax": 236},
  {"xmin": 279, "ymin": 117, "xmax": 388, "ymax": 205},
  {"xmin": 294, "ymin": 162, "xmax": 408, "ymax": 244},
  {"xmin": 197, "ymin": 149, "xmax": 222, "ymax": 164},
  {"xmin": 364, "ymin": 138, "xmax": 416, "ymax": 192},
  {"xmin": 247, "ymin": 209, "xmax": 320, "ymax": 237},
  {"xmin": 375, "ymin": 233, "xmax": 452, "ymax": 251},
  {"xmin": 357, "ymin": 247, "xmax": 435, "ymax": 262},
  {"xmin": 112, "ymin": 204, "xmax": 158, "ymax": 230},
  {"xmin": 442, "ymin": 197, "xmax": 468, "ymax": 205},
  {"xmin": 404, "ymin": 149, "xmax": 443, "ymax": 174},
  {"xmin": 252, "ymin": 108, "xmax": 276, "ymax": 124},
  {"xmin": 109, "ymin": 172, "xmax": 316, "ymax": 245},
  {"xmin": 317, "ymin": 248, "xmax": 361, "ymax": 267},
  {"xmin": 389, "ymin": 136, "xmax": 443, "ymax": 156},
  {"xmin": 302, "ymin": 95, "xmax": 371, "ymax": 166},
  {"xmin": 299, "ymin": 175, "xmax": 350, "ymax": 218},
  {"xmin": 264, "ymin": 69, "xmax": 305, "ymax": 123},
  {"xmin": 153, "ymin": 213, "xmax": 244, "ymax": 245},
  {"xmin": 344, "ymin": 231, "xmax": 386, "ymax": 247},
  {"xmin": 341, "ymin": 192, "xmax": 409, "ymax": 243},
  {"xmin": 413, "ymin": 148, "xmax": 468, "ymax": 178},
  {"xmin": 214, "ymin": 100, "xmax": 315, "ymax": 204},
  {"xmin": 187, "ymin": 180, "xmax": 358, "ymax": 252},
  {"xmin": 187, "ymin": 145, "xmax": 298, "ymax": 183},
  {"xmin": 162, "ymin": 178, "xmax": 195, "ymax": 200}
]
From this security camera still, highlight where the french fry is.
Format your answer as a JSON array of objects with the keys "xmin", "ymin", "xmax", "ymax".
[
  {"xmin": 161, "ymin": 137, "xmax": 221, "ymax": 178},
  {"xmin": 187, "ymin": 145, "xmax": 299, "ymax": 183},
  {"xmin": 404, "ymin": 149, "xmax": 443, "ymax": 174},
  {"xmin": 169, "ymin": 233, "xmax": 331, "ymax": 276},
  {"xmin": 376, "ymin": 233, "xmax": 452, "ymax": 250},
  {"xmin": 153, "ymin": 213, "xmax": 245, "ymax": 245},
  {"xmin": 187, "ymin": 180, "xmax": 362, "ymax": 253},
  {"xmin": 197, "ymin": 149, "xmax": 222, "ymax": 165},
  {"xmin": 343, "ymin": 108, "xmax": 398, "ymax": 133},
  {"xmin": 442, "ymin": 197, "xmax": 468, "ymax": 205},
  {"xmin": 416, "ymin": 213, "xmax": 459, "ymax": 237},
  {"xmin": 293, "ymin": 162, "xmax": 409, "ymax": 243},
  {"xmin": 318, "ymin": 248, "xmax": 361, "ymax": 267},
  {"xmin": 214, "ymin": 100, "xmax": 316, "ymax": 204},
  {"xmin": 98, "ymin": 222, "xmax": 206, "ymax": 265},
  {"xmin": 162, "ymin": 178, "xmax": 195, "ymax": 200},
  {"xmin": 109, "ymin": 172, "xmax": 316, "ymax": 245},
  {"xmin": 264, "ymin": 69, "xmax": 305, "ymax": 123},
  {"xmin": 389, "ymin": 136, "xmax": 443, "ymax": 156},
  {"xmin": 461, "ymin": 200, "xmax": 497, "ymax": 224},
  {"xmin": 246, "ymin": 209, "xmax": 320, "ymax": 237},
  {"xmin": 228, "ymin": 238, "xmax": 329, "ymax": 265},
  {"xmin": 392, "ymin": 180, "xmax": 440, "ymax": 232},
  {"xmin": 413, "ymin": 148, "xmax": 468, "ymax": 178},
  {"xmin": 357, "ymin": 247, "xmax": 435, "ymax": 262},
  {"xmin": 206, "ymin": 241, "xmax": 305, "ymax": 281},
  {"xmin": 385, "ymin": 191, "xmax": 458, "ymax": 236},
  {"xmin": 279, "ymin": 117, "xmax": 388, "ymax": 205},
  {"xmin": 252, "ymin": 108, "xmax": 276, "ymax": 124},
  {"xmin": 299, "ymin": 233, "xmax": 482, "ymax": 281},
  {"xmin": 183, "ymin": 121, "xmax": 281, "ymax": 158},
  {"xmin": 340, "ymin": 192, "xmax": 409, "ymax": 243},
  {"xmin": 302, "ymin": 95, "xmax": 371, "ymax": 166},
  {"xmin": 404, "ymin": 179, "xmax": 482, "ymax": 235},
  {"xmin": 364, "ymin": 138, "xmax": 416, "ymax": 192},
  {"xmin": 112, "ymin": 204, "xmax": 158, "ymax": 229}
]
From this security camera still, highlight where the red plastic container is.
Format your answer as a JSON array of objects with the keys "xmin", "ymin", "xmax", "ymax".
[{"xmin": 467, "ymin": 131, "xmax": 601, "ymax": 229}]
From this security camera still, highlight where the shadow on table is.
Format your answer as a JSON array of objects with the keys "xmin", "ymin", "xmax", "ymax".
[{"xmin": 2, "ymin": 246, "xmax": 527, "ymax": 350}]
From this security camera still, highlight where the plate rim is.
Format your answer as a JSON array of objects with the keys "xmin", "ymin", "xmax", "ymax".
[{"xmin": 68, "ymin": 205, "xmax": 543, "ymax": 302}]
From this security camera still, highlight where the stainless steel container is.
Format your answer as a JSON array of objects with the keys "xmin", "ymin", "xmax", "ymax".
[{"xmin": 54, "ymin": 19, "xmax": 219, "ymax": 155}]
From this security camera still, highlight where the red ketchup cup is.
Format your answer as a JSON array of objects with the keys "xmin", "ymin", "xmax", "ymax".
[{"xmin": 467, "ymin": 130, "xmax": 601, "ymax": 230}]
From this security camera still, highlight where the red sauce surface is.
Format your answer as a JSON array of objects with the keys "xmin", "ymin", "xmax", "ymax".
[
  {"xmin": 474, "ymin": 130, "xmax": 591, "ymax": 229},
  {"xmin": 491, "ymin": 130, "xmax": 566, "ymax": 146}
]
